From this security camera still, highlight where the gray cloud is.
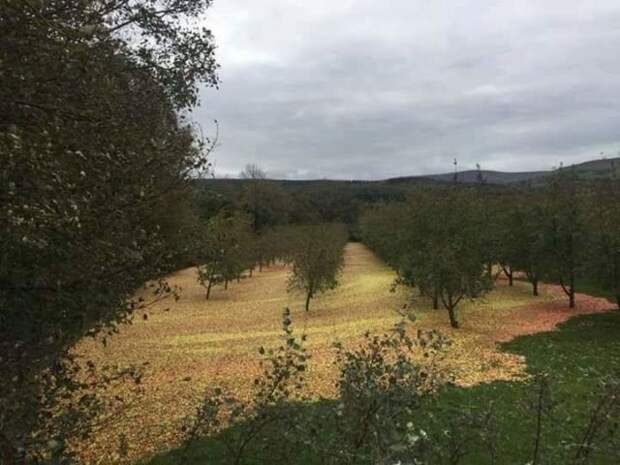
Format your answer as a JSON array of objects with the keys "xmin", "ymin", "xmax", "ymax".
[{"xmin": 196, "ymin": 0, "xmax": 620, "ymax": 179}]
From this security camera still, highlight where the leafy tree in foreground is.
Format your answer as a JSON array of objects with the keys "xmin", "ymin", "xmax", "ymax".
[
  {"xmin": 181, "ymin": 309, "xmax": 308, "ymax": 465},
  {"xmin": 0, "ymin": 0, "xmax": 218, "ymax": 462},
  {"xmin": 287, "ymin": 224, "xmax": 347, "ymax": 311}
]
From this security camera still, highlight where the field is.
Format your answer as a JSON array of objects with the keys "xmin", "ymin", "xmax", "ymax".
[{"xmin": 74, "ymin": 243, "xmax": 613, "ymax": 464}]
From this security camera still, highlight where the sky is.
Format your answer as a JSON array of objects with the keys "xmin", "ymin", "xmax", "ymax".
[{"xmin": 195, "ymin": 0, "xmax": 620, "ymax": 180}]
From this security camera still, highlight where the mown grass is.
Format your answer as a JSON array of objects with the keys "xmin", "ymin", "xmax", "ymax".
[{"xmin": 148, "ymin": 311, "xmax": 620, "ymax": 465}]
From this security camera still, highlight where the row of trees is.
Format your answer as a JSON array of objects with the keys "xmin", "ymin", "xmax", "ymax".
[
  {"xmin": 195, "ymin": 217, "xmax": 347, "ymax": 311},
  {"xmin": 361, "ymin": 187, "xmax": 491, "ymax": 328},
  {"xmin": 361, "ymin": 170, "xmax": 620, "ymax": 328},
  {"xmin": 486, "ymin": 171, "xmax": 620, "ymax": 310}
]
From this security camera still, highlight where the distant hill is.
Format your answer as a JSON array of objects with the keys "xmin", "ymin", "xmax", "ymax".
[
  {"xmin": 387, "ymin": 169, "xmax": 548, "ymax": 185},
  {"xmin": 386, "ymin": 157, "xmax": 620, "ymax": 185},
  {"xmin": 195, "ymin": 157, "xmax": 620, "ymax": 203},
  {"xmin": 202, "ymin": 157, "xmax": 620, "ymax": 188},
  {"xmin": 557, "ymin": 157, "xmax": 620, "ymax": 181},
  {"xmin": 193, "ymin": 156, "xmax": 619, "ymax": 233}
]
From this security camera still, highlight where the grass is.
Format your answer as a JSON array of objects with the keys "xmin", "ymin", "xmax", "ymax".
[
  {"xmin": 73, "ymin": 243, "xmax": 615, "ymax": 464},
  {"xmin": 421, "ymin": 311, "xmax": 620, "ymax": 463},
  {"xmin": 517, "ymin": 273, "xmax": 618, "ymax": 308}
]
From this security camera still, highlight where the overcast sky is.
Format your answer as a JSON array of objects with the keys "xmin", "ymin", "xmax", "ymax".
[{"xmin": 195, "ymin": 0, "xmax": 620, "ymax": 180}]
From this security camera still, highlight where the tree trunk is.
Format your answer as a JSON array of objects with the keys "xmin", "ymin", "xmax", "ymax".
[
  {"xmin": 440, "ymin": 291, "xmax": 460, "ymax": 328},
  {"xmin": 502, "ymin": 265, "xmax": 513, "ymax": 286},
  {"xmin": 616, "ymin": 294, "xmax": 620, "ymax": 311},
  {"xmin": 447, "ymin": 306, "xmax": 459, "ymax": 329},
  {"xmin": 486, "ymin": 262, "xmax": 493, "ymax": 277},
  {"xmin": 206, "ymin": 279, "xmax": 213, "ymax": 300},
  {"xmin": 224, "ymin": 279, "xmax": 228, "ymax": 290},
  {"xmin": 259, "ymin": 261, "xmax": 263, "ymax": 272},
  {"xmin": 532, "ymin": 279, "xmax": 539, "ymax": 297},
  {"xmin": 249, "ymin": 268, "xmax": 253, "ymax": 277},
  {"xmin": 305, "ymin": 292, "xmax": 312, "ymax": 312},
  {"xmin": 237, "ymin": 275, "xmax": 241, "ymax": 283},
  {"xmin": 559, "ymin": 277, "xmax": 575, "ymax": 309},
  {"xmin": 432, "ymin": 291, "xmax": 439, "ymax": 310}
]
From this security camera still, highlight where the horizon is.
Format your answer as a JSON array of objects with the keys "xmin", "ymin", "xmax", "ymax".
[{"xmin": 204, "ymin": 154, "xmax": 620, "ymax": 182}]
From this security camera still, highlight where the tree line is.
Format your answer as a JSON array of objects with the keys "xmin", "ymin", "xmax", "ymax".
[
  {"xmin": 192, "ymin": 164, "xmax": 410, "ymax": 239},
  {"xmin": 360, "ymin": 168, "xmax": 620, "ymax": 328}
]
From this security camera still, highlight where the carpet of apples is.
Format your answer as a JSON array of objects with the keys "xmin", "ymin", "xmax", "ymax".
[{"xmin": 73, "ymin": 243, "xmax": 612, "ymax": 464}]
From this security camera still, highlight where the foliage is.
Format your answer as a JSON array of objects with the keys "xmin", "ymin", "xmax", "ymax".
[
  {"xmin": 492, "ymin": 190, "xmax": 551, "ymax": 296},
  {"xmin": 181, "ymin": 309, "xmax": 308, "ymax": 465},
  {"xmin": 492, "ymin": 193, "xmax": 521, "ymax": 286},
  {"xmin": 196, "ymin": 213, "xmax": 254, "ymax": 299},
  {"xmin": 192, "ymin": 156, "xmax": 620, "ymax": 234},
  {"xmin": 0, "ymin": 0, "xmax": 218, "ymax": 462},
  {"xmin": 543, "ymin": 169, "xmax": 586, "ymax": 308},
  {"xmin": 358, "ymin": 202, "xmax": 406, "ymax": 270},
  {"xmin": 177, "ymin": 314, "xmax": 451, "ymax": 465},
  {"xmin": 362, "ymin": 172, "xmax": 620, "ymax": 313},
  {"xmin": 192, "ymin": 178, "xmax": 411, "ymax": 237},
  {"xmin": 362, "ymin": 187, "xmax": 491, "ymax": 328},
  {"xmin": 253, "ymin": 226, "xmax": 298, "ymax": 269},
  {"xmin": 314, "ymin": 324, "xmax": 449, "ymax": 465},
  {"xmin": 583, "ymin": 174, "xmax": 620, "ymax": 309},
  {"xmin": 287, "ymin": 224, "xmax": 348, "ymax": 311},
  {"xmin": 1, "ymin": 354, "xmax": 145, "ymax": 465},
  {"xmin": 239, "ymin": 164, "xmax": 294, "ymax": 233}
]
